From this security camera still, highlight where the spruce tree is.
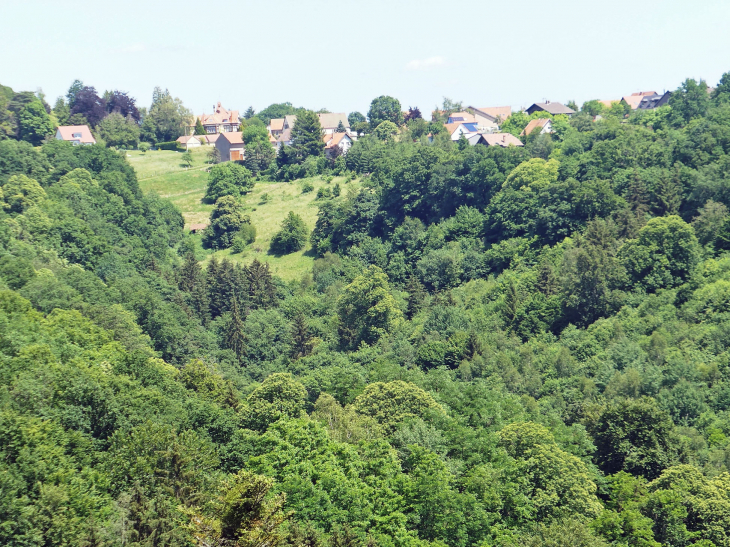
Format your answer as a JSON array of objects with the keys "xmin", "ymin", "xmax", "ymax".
[
  {"xmin": 335, "ymin": 120, "xmax": 346, "ymax": 133},
  {"xmin": 291, "ymin": 110, "xmax": 325, "ymax": 161},
  {"xmin": 179, "ymin": 252, "xmax": 210, "ymax": 323},
  {"xmin": 224, "ymin": 297, "xmax": 246, "ymax": 364},
  {"xmin": 405, "ymin": 275, "xmax": 426, "ymax": 319},
  {"xmin": 290, "ymin": 312, "xmax": 311, "ymax": 359},
  {"xmin": 194, "ymin": 118, "xmax": 206, "ymax": 135}
]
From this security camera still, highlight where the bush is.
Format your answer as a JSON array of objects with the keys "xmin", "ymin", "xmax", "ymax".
[
  {"xmin": 301, "ymin": 181, "xmax": 314, "ymax": 193},
  {"xmin": 316, "ymin": 187, "xmax": 332, "ymax": 200},
  {"xmin": 231, "ymin": 223, "xmax": 257, "ymax": 253},
  {"xmin": 204, "ymin": 163, "xmax": 254, "ymax": 202},
  {"xmin": 138, "ymin": 142, "xmax": 150, "ymax": 153},
  {"xmin": 156, "ymin": 141, "xmax": 182, "ymax": 151},
  {"xmin": 202, "ymin": 196, "xmax": 251, "ymax": 250},
  {"xmin": 270, "ymin": 211, "xmax": 308, "ymax": 255}
]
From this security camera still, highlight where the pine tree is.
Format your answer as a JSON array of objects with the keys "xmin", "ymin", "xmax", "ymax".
[
  {"xmin": 243, "ymin": 259, "xmax": 277, "ymax": 310},
  {"xmin": 335, "ymin": 120, "xmax": 346, "ymax": 133},
  {"xmin": 244, "ymin": 106, "xmax": 255, "ymax": 119},
  {"xmin": 290, "ymin": 312, "xmax": 312, "ymax": 359},
  {"xmin": 291, "ymin": 110, "xmax": 325, "ymax": 161},
  {"xmin": 224, "ymin": 297, "xmax": 246, "ymax": 364},
  {"xmin": 626, "ymin": 170, "xmax": 649, "ymax": 214},
  {"xmin": 405, "ymin": 275, "xmax": 427, "ymax": 319},
  {"xmin": 194, "ymin": 118, "xmax": 206, "ymax": 135}
]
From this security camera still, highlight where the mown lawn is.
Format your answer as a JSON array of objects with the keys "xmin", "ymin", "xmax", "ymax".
[{"xmin": 129, "ymin": 147, "xmax": 359, "ymax": 280}]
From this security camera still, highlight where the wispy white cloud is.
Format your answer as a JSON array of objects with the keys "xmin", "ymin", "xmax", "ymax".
[
  {"xmin": 113, "ymin": 43, "xmax": 146, "ymax": 54},
  {"xmin": 405, "ymin": 56, "xmax": 446, "ymax": 71}
]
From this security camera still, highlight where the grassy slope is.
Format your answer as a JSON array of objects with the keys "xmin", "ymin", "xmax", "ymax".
[{"xmin": 128, "ymin": 147, "xmax": 358, "ymax": 280}]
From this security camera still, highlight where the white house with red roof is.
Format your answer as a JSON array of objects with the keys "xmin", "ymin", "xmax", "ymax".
[
  {"xmin": 55, "ymin": 125, "xmax": 96, "ymax": 145},
  {"xmin": 323, "ymin": 132, "xmax": 353, "ymax": 158}
]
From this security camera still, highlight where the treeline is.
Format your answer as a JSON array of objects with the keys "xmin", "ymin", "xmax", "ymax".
[{"xmin": 2, "ymin": 73, "xmax": 730, "ymax": 546}]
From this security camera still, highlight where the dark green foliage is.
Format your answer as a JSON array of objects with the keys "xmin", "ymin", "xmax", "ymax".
[
  {"xmin": 202, "ymin": 196, "xmax": 252, "ymax": 250},
  {"xmin": 270, "ymin": 211, "xmax": 308, "ymax": 255},
  {"xmin": 204, "ymin": 162, "xmax": 254, "ymax": 202},
  {"xmin": 367, "ymin": 95, "xmax": 403, "ymax": 128},
  {"xmin": 291, "ymin": 110, "xmax": 325, "ymax": 161}
]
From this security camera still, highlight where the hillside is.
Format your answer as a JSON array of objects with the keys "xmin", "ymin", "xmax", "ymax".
[
  {"xmin": 3, "ymin": 74, "xmax": 730, "ymax": 547},
  {"xmin": 130, "ymin": 148, "xmax": 360, "ymax": 279}
]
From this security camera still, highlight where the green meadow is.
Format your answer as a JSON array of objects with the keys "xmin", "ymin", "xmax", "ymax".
[{"xmin": 128, "ymin": 147, "xmax": 357, "ymax": 279}]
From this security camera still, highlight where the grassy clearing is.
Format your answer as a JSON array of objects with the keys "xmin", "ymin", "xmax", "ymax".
[{"xmin": 129, "ymin": 147, "xmax": 359, "ymax": 280}]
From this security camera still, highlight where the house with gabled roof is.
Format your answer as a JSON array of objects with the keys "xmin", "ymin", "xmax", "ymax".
[
  {"xmin": 55, "ymin": 125, "xmax": 96, "ymax": 145},
  {"xmin": 526, "ymin": 101, "xmax": 575, "ymax": 116},
  {"xmin": 467, "ymin": 106, "xmax": 512, "ymax": 131},
  {"xmin": 190, "ymin": 102, "xmax": 240, "ymax": 134},
  {"xmin": 176, "ymin": 135, "xmax": 202, "ymax": 149},
  {"xmin": 470, "ymin": 133, "xmax": 523, "ymax": 148},
  {"xmin": 215, "ymin": 132, "xmax": 244, "ymax": 161},
  {"xmin": 621, "ymin": 91, "xmax": 657, "ymax": 110},
  {"xmin": 447, "ymin": 112, "xmax": 476, "ymax": 124},
  {"xmin": 323, "ymin": 132, "xmax": 353, "ymax": 158},
  {"xmin": 638, "ymin": 92, "xmax": 672, "ymax": 110},
  {"xmin": 521, "ymin": 118, "xmax": 552, "ymax": 137},
  {"xmin": 269, "ymin": 118, "xmax": 285, "ymax": 137},
  {"xmin": 318, "ymin": 113, "xmax": 350, "ymax": 135},
  {"xmin": 444, "ymin": 122, "xmax": 479, "ymax": 141}
]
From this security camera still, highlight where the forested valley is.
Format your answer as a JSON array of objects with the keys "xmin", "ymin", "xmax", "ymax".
[{"xmin": 3, "ymin": 74, "xmax": 730, "ymax": 546}]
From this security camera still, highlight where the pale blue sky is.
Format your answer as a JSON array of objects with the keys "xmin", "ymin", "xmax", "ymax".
[{"xmin": 3, "ymin": 0, "xmax": 730, "ymax": 116}]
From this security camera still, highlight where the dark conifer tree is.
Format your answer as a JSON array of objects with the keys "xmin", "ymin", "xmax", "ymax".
[
  {"xmin": 290, "ymin": 312, "xmax": 312, "ymax": 359},
  {"xmin": 405, "ymin": 275, "xmax": 426, "ymax": 319},
  {"xmin": 224, "ymin": 297, "xmax": 246, "ymax": 364}
]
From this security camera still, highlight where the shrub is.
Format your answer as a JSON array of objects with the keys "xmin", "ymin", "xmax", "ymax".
[
  {"xmin": 301, "ymin": 181, "xmax": 314, "ymax": 193},
  {"xmin": 156, "ymin": 141, "xmax": 182, "ymax": 151},
  {"xmin": 138, "ymin": 142, "xmax": 150, "ymax": 153},
  {"xmin": 204, "ymin": 163, "xmax": 254, "ymax": 202},
  {"xmin": 316, "ymin": 187, "xmax": 332, "ymax": 200},
  {"xmin": 270, "ymin": 212, "xmax": 308, "ymax": 255},
  {"xmin": 202, "ymin": 196, "xmax": 251, "ymax": 250}
]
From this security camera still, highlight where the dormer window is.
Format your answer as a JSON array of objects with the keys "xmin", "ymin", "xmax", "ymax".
[{"xmin": 72, "ymin": 132, "xmax": 82, "ymax": 138}]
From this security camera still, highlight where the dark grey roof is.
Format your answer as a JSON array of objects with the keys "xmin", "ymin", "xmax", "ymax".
[
  {"xmin": 637, "ymin": 92, "xmax": 672, "ymax": 110},
  {"xmin": 526, "ymin": 102, "xmax": 576, "ymax": 115}
]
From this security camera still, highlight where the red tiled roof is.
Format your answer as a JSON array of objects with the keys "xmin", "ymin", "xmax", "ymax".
[
  {"xmin": 521, "ymin": 118, "xmax": 550, "ymax": 136},
  {"xmin": 218, "ymin": 132, "xmax": 244, "ymax": 145},
  {"xmin": 56, "ymin": 125, "xmax": 96, "ymax": 144}
]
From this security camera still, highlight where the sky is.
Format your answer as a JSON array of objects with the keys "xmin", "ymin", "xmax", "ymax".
[{"xmin": 2, "ymin": 0, "xmax": 730, "ymax": 117}]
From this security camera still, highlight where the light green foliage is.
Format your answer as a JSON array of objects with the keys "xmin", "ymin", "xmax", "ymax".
[
  {"xmin": 97, "ymin": 111, "xmax": 140, "ymax": 148},
  {"xmin": 205, "ymin": 162, "xmax": 254, "ymax": 202},
  {"xmin": 182, "ymin": 150, "xmax": 193, "ymax": 167},
  {"xmin": 138, "ymin": 141, "xmax": 150, "ymax": 153},
  {"xmin": 497, "ymin": 422, "xmax": 603, "ymax": 523},
  {"xmin": 336, "ymin": 266, "xmax": 403, "ymax": 349},
  {"xmin": 244, "ymin": 373, "xmax": 307, "ymax": 431},
  {"xmin": 352, "ymin": 380, "xmax": 441, "ymax": 432},
  {"xmin": 2, "ymin": 174, "xmax": 46, "ymax": 213},
  {"xmin": 502, "ymin": 158, "xmax": 559, "ymax": 191},
  {"xmin": 311, "ymin": 393, "xmax": 384, "ymax": 443},
  {"xmin": 693, "ymin": 200, "xmax": 728, "ymax": 246},
  {"xmin": 368, "ymin": 95, "xmax": 403, "ymax": 128},
  {"xmin": 373, "ymin": 120, "xmax": 398, "ymax": 141},
  {"xmin": 144, "ymin": 86, "xmax": 192, "ymax": 142},
  {"xmin": 620, "ymin": 215, "xmax": 701, "ymax": 291}
]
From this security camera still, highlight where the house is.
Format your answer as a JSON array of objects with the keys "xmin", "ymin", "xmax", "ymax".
[
  {"xmin": 471, "ymin": 133, "xmax": 523, "ymax": 148},
  {"xmin": 202, "ymin": 133, "xmax": 220, "ymax": 145},
  {"xmin": 55, "ymin": 125, "xmax": 96, "ymax": 145},
  {"xmin": 444, "ymin": 122, "xmax": 479, "ymax": 141},
  {"xmin": 176, "ymin": 135, "xmax": 202, "ymax": 149},
  {"xmin": 283, "ymin": 115, "xmax": 297, "ymax": 131},
  {"xmin": 269, "ymin": 118, "xmax": 285, "ymax": 137},
  {"xmin": 318, "ymin": 113, "xmax": 350, "ymax": 135},
  {"xmin": 621, "ymin": 91, "xmax": 657, "ymax": 110},
  {"xmin": 525, "ymin": 102, "xmax": 576, "ymax": 116},
  {"xmin": 521, "ymin": 118, "xmax": 552, "ymax": 137},
  {"xmin": 190, "ymin": 102, "xmax": 240, "ymax": 134},
  {"xmin": 189, "ymin": 223, "xmax": 209, "ymax": 233},
  {"xmin": 323, "ymin": 132, "xmax": 353, "ymax": 158},
  {"xmin": 276, "ymin": 128, "xmax": 293, "ymax": 149},
  {"xmin": 215, "ymin": 132, "xmax": 245, "ymax": 161},
  {"xmin": 447, "ymin": 112, "xmax": 476, "ymax": 124},
  {"xmin": 468, "ymin": 106, "xmax": 512, "ymax": 131},
  {"xmin": 638, "ymin": 92, "xmax": 672, "ymax": 110}
]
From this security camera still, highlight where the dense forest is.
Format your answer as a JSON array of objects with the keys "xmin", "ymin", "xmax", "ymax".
[{"xmin": 2, "ymin": 72, "xmax": 730, "ymax": 546}]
